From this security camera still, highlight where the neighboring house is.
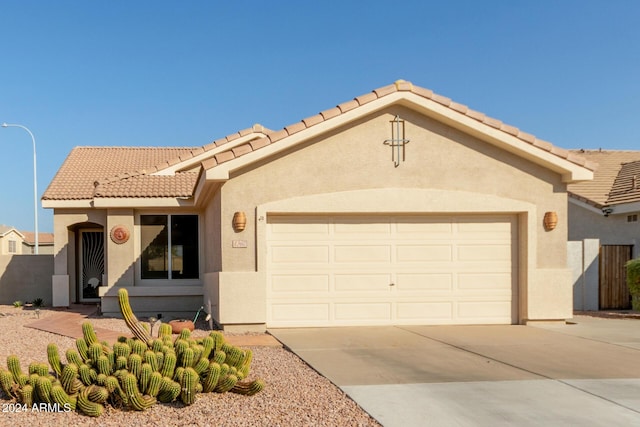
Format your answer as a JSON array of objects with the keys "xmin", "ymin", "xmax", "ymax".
[
  {"xmin": 568, "ymin": 150, "xmax": 640, "ymax": 311},
  {"xmin": 20, "ymin": 231, "xmax": 55, "ymax": 254},
  {"xmin": 0, "ymin": 225, "xmax": 53, "ymax": 255},
  {"xmin": 42, "ymin": 80, "xmax": 594, "ymax": 331},
  {"xmin": 0, "ymin": 225, "xmax": 25, "ymax": 255}
]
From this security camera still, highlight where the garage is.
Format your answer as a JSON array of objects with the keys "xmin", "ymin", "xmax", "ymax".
[{"xmin": 266, "ymin": 214, "xmax": 518, "ymax": 327}]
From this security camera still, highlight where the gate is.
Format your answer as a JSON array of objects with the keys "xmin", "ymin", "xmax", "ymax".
[{"xmin": 599, "ymin": 245, "xmax": 632, "ymax": 309}]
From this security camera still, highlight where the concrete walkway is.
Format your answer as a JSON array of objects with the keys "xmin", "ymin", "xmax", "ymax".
[
  {"xmin": 270, "ymin": 317, "xmax": 640, "ymax": 427},
  {"xmin": 25, "ymin": 305, "xmax": 281, "ymax": 347}
]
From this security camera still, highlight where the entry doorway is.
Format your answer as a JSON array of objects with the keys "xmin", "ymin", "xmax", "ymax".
[{"xmin": 78, "ymin": 229, "xmax": 105, "ymax": 302}]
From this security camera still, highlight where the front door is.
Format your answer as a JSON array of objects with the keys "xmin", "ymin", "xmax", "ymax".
[{"xmin": 79, "ymin": 230, "xmax": 105, "ymax": 302}]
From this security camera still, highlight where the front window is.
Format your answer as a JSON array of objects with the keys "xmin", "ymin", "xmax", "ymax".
[
  {"xmin": 8, "ymin": 240, "xmax": 16, "ymax": 253},
  {"xmin": 141, "ymin": 215, "xmax": 199, "ymax": 280}
]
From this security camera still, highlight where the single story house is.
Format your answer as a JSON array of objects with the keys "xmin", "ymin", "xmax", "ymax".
[
  {"xmin": 568, "ymin": 150, "xmax": 640, "ymax": 310},
  {"xmin": 43, "ymin": 80, "xmax": 594, "ymax": 331}
]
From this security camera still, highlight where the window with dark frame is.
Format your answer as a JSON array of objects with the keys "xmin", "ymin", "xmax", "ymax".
[{"xmin": 140, "ymin": 214, "xmax": 199, "ymax": 280}]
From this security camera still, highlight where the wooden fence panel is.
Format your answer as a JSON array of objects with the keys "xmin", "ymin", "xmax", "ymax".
[{"xmin": 599, "ymin": 245, "xmax": 632, "ymax": 310}]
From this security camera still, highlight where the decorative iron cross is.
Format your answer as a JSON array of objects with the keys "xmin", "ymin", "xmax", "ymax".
[{"xmin": 383, "ymin": 115, "xmax": 410, "ymax": 167}]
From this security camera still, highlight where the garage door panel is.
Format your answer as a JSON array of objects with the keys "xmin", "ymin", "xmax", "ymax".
[
  {"xmin": 271, "ymin": 275, "xmax": 329, "ymax": 293},
  {"xmin": 271, "ymin": 303, "xmax": 329, "ymax": 323},
  {"xmin": 396, "ymin": 301, "xmax": 453, "ymax": 321},
  {"xmin": 334, "ymin": 221, "xmax": 391, "ymax": 236},
  {"xmin": 395, "ymin": 217, "xmax": 453, "ymax": 235},
  {"xmin": 334, "ymin": 245, "xmax": 391, "ymax": 263},
  {"xmin": 396, "ymin": 245, "xmax": 452, "ymax": 262},
  {"xmin": 269, "ymin": 219, "xmax": 329, "ymax": 237},
  {"xmin": 271, "ymin": 245, "xmax": 329, "ymax": 263},
  {"xmin": 335, "ymin": 274, "xmax": 392, "ymax": 292},
  {"xmin": 335, "ymin": 302, "xmax": 391, "ymax": 321},
  {"xmin": 457, "ymin": 244, "xmax": 511, "ymax": 261},
  {"xmin": 458, "ymin": 273, "xmax": 512, "ymax": 291},
  {"xmin": 457, "ymin": 301, "xmax": 513, "ymax": 320},
  {"xmin": 395, "ymin": 274, "xmax": 453, "ymax": 291}
]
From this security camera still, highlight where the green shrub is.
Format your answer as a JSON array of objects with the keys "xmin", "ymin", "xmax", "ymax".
[
  {"xmin": 626, "ymin": 258, "xmax": 640, "ymax": 310},
  {"xmin": 12, "ymin": 301, "xmax": 23, "ymax": 308},
  {"xmin": 33, "ymin": 298, "xmax": 44, "ymax": 308}
]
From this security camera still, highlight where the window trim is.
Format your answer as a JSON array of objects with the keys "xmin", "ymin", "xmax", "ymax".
[
  {"xmin": 136, "ymin": 212, "xmax": 202, "ymax": 286},
  {"xmin": 8, "ymin": 240, "xmax": 16, "ymax": 254}
]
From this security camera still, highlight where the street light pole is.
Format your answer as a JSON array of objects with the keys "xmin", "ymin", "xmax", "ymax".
[{"xmin": 1, "ymin": 123, "xmax": 39, "ymax": 254}]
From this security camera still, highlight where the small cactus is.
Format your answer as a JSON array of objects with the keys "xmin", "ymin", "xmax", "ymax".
[
  {"xmin": 180, "ymin": 367, "xmax": 198, "ymax": 405},
  {"xmin": 47, "ymin": 343, "xmax": 63, "ymax": 377}
]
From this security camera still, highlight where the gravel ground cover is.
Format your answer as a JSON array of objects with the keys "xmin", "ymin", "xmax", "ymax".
[{"xmin": 0, "ymin": 306, "xmax": 380, "ymax": 426}]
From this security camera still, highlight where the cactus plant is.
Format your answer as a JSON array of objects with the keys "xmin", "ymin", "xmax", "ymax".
[
  {"xmin": 180, "ymin": 367, "xmax": 198, "ymax": 405},
  {"xmin": 47, "ymin": 343, "xmax": 63, "ymax": 377},
  {"xmin": 77, "ymin": 386, "xmax": 104, "ymax": 417},
  {"xmin": 0, "ymin": 287, "xmax": 263, "ymax": 417},
  {"xmin": 117, "ymin": 288, "xmax": 153, "ymax": 345}
]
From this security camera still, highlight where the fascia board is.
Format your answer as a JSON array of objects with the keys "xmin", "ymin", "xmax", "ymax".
[
  {"xmin": 42, "ymin": 200, "xmax": 93, "ymax": 208},
  {"xmin": 92, "ymin": 197, "xmax": 194, "ymax": 208},
  {"xmin": 154, "ymin": 132, "xmax": 267, "ymax": 176},
  {"xmin": 569, "ymin": 196, "xmax": 605, "ymax": 215},
  {"xmin": 608, "ymin": 201, "xmax": 640, "ymax": 215}
]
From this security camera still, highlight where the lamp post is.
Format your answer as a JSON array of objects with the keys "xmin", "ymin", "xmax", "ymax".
[{"xmin": 1, "ymin": 123, "xmax": 39, "ymax": 254}]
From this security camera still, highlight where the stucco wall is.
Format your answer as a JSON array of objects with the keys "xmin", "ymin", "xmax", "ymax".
[
  {"xmin": 569, "ymin": 202, "xmax": 640, "ymax": 250},
  {"xmin": 0, "ymin": 254, "xmax": 53, "ymax": 304}
]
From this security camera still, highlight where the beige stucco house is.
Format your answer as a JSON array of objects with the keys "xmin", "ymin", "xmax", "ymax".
[
  {"xmin": 43, "ymin": 80, "xmax": 594, "ymax": 331},
  {"xmin": 0, "ymin": 225, "xmax": 54, "ymax": 255},
  {"xmin": 568, "ymin": 150, "xmax": 640, "ymax": 311}
]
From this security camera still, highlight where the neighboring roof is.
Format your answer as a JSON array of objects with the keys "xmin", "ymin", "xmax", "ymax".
[
  {"xmin": 44, "ymin": 80, "xmax": 594, "ymax": 204},
  {"xmin": 568, "ymin": 150, "xmax": 640, "ymax": 208},
  {"xmin": 0, "ymin": 225, "xmax": 24, "ymax": 238},
  {"xmin": 20, "ymin": 231, "xmax": 54, "ymax": 245}
]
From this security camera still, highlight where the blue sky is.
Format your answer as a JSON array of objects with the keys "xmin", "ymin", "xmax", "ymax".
[{"xmin": 1, "ymin": 1, "xmax": 639, "ymax": 232}]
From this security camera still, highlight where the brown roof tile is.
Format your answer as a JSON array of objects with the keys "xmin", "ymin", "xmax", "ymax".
[
  {"xmin": 373, "ymin": 84, "xmax": 397, "ymax": 97},
  {"xmin": 320, "ymin": 107, "xmax": 341, "ymax": 120},
  {"xmin": 355, "ymin": 92, "xmax": 378, "ymax": 106},
  {"xmin": 94, "ymin": 173, "xmax": 198, "ymax": 198},
  {"xmin": 43, "ymin": 147, "xmax": 199, "ymax": 200},
  {"xmin": 568, "ymin": 150, "xmax": 640, "ymax": 206},
  {"xmin": 285, "ymin": 121, "xmax": 306, "ymax": 136}
]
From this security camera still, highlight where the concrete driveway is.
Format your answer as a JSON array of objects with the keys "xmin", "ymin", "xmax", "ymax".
[{"xmin": 269, "ymin": 316, "xmax": 640, "ymax": 427}]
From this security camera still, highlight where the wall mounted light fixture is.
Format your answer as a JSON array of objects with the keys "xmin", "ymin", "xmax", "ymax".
[
  {"xmin": 232, "ymin": 211, "xmax": 247, "ymax": 232},
  {"xmin": 543, "ymin": 211, "xmax": 558, "ymax": 231}
]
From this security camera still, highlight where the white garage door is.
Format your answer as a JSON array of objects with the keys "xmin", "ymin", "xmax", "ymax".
[{"xmin": 267, "ymin": 214, "xmax": 517, "ymax": 327}]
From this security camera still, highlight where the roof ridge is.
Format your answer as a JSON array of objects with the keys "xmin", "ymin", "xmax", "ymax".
[
  {"xmin": 94, "ymin": 124, "xmax": 271, "ymax": 187},
  {"xmin": 200, "ymin": 80, "xmax": 597, "ymax": 172}
]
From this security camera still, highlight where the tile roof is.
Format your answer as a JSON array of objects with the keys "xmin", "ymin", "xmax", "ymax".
[
  {"xmin": 606, "ymin": 160, "xmax": 640, "ymax": 205},
  {"xmin": 42, "ymin": 147, "xmax": 199, "ymax": 200},
  {"xmin": 20, "ymin": 231, "xmax": 55, "ymax": 245},
  {"xmin": 94, "ymin": 172, "xmax": 199, "ymax": 198},
  {"xmin": 43, "ymin": 124, "xmax": 270, "ymax": 201},
  {"xmin": 199, "ymin": 80, "xmax": 597, "ymax": 172},
  {"xmin": 567, "ymin": 150, "xmax": 640, "ymax": 207},
  {"xmin": 44, "ymin": 81, "xmax": 594, "ymax": 203}
]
